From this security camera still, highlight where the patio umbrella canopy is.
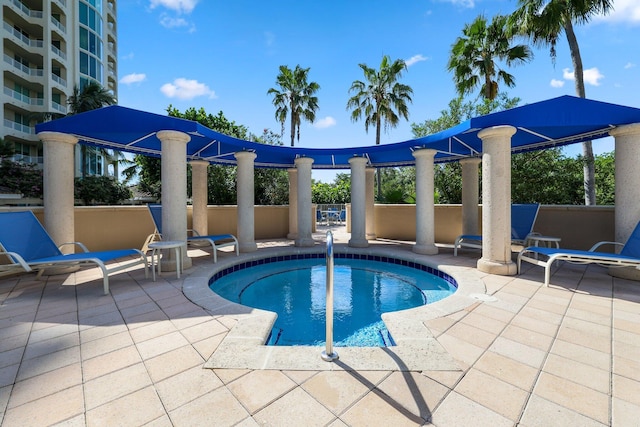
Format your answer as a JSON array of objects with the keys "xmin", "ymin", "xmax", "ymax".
[{"xmin": 36, "ymin": 95, "xmax": 640, "ymax": 168}]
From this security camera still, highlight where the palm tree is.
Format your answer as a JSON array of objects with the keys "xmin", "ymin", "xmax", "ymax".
[
  {"xmin": 346, "ymin": 55, "xmax": 413, "ymax": 197},
  {"xmin": 448, "ymin": 14, "xmax": 532, "ymax": 101},
  {"xmin": 267, "ymin": 65, "xmax": 320, "ymax": 147},
  {"xmin": 67, "ymin": 82, "xmax": 118, "ymax": 178},
  {"xmin": 509, "ymin": 0, "xmax": 613, "ymax": 205}
]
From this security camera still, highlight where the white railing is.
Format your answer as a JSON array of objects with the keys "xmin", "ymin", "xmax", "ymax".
[
  {"xmin": 51, "ymin": 45, "xmax": 66, "ymax": 60},
  {"xmin": 52, "ymin": 73, "xmax": 67, "ymax": 87},
  {"xmin": 3, "ymin": 119, "xmax": 34, "ymax": 135},
  {"xmin": 3, "ymin": 54, "xmax": 45, "ymax": 77},
  {"xmin": 51, "ymin": 101, "xmax": 67, "ymax": 113},
  {"xmin": 9, "ymin": 0, "xmax": 42, "ymax": 18},
  {"xmin": 3, "ymin": 87, "xmax": 44, "ymax": 106},
  {"xmin": 51, "ymin": 17, "xmax": 66, "ymax": 34},
  {"xmin": 53, "ymin": 0, "xmax": 67, "ymax": 8}
]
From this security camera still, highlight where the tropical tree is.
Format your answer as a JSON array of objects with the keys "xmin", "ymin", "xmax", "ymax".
[
  {"xmin": 509, "ymin": 0, "xmax": 613, "ymax": 205},
  {"xmin": 346, "ymin": 55, "xmax": 413, "ymax": 198},
  {"xmin": 267, "ymin": 65, "xmax": 320, "ymax": 147},
  {"xmin": 67, "ymin": 81, "xmax": 118, "ymax": 178},
  {"xmin": 448, "ymin": 14, "xmax": 532, "ymax": 100}
]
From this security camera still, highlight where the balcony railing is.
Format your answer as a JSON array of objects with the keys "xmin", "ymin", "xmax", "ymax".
[
  {"xmin": 3, "ymin": 21, "xmax": 43, "ymax": 49},
  {"xmin": 53, "ymin": 0, "xmax": 67, "ymax": 8},
  {"xmin": 51, "ymin": 17, "xmax": 66, "ymax": 34},
  {"xmin": 3, "ymin": 119, "xmax": 34, "ymax": 135},
  {"xmin": 51, "ymin": 101, "xmax": 67, "ymax": 114},
  {"xmin": 10, "ymin": 0, "xmax": 43, "ymax": 19},
  {"xmin": 10, "ymin": 154, "xmax": 43, "ymax": 165},
  {"xmin": 52, "ymin": 73, "xmax": 67, "ymax": 87},
  {"xmin": 51, "ymin": 45, "xmax": 66, "ymax": 60},
  {"xmin": 3, "ymin": 54, "xmax": 44, "ymax": 77},
  {"xmin": 3, "ymin": 87, "xmax": 44, "ymax": 107}
]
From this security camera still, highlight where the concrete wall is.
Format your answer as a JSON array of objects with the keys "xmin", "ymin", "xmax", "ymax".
[{"xmin": 0, "ymin": 204, "xmax": 615, "ymax": 253}]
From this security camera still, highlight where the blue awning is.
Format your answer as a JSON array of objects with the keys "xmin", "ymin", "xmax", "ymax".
[{"xmin": 35, "ymin": 95, "xmax": 640, "ymax": 169}]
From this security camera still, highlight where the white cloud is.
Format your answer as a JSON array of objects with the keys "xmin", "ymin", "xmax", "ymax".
[
  {"xmin": 562, "ymin": 67, "xmax": 604, "ymax": 86},
  {"xmin": 550, "ymin": 79, "xmax": 565, "ymax": 88},
  {"xmin": 595, "ymin": 0, "xmax": 640, "ymax": 24},
  {"xmin": 120, "ymin": 73, "xmax": 146, "ymax": 85},
  {"xmin": 160, "ymin": 78, "xmax": 216, "ymax": 100},
  {"xmin": 440, "ymin": 0, "xmax": 474, "ymax": 8},
  {"xmin": 624, "ymin": 62, "xmax": 636, "ymax": 69},
  {"xmin": 149, "ymin": 0, "xmax": 198, "ymax": 14},
  {"xmin": 405, "ymin": 54, "xmax": 429, "ymax": 67},
  {"xmin": 313, "ymin": 117, "xmax": 336, "ymax": 129},
  {"xmin": 160, "ymin": 15, "xmax": 188, "ymax": 28},
  {"xmin": 264, "ymin": 31, "xmax": 276, "ymax": 47},
  {"xmin": 121, "ymin": 52, "xmax": 134, "ymax": 60}
]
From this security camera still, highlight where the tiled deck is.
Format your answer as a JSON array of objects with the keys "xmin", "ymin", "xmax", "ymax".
[{"xmin": 1, "ymin": 226, "xmax": 639, "ymax": 426}]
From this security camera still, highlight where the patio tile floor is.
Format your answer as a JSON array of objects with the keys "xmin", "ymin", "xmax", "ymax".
[{"xmin": 0, "ymin": 225, "xmax": 639, "ymax": 426}]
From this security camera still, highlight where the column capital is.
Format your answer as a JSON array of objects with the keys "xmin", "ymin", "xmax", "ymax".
[
  {"xmin": 294, "ymin": 156, "xmax": 314, "ymax": 167},
  {"xmin": 610, "ymin": 123, "xmax": 640, "ymax": 138},
  {"xmin": 156, "ymin": 130, "xmax": 190, "ymax": 144},
  {"xmin": 234, "ymin": 150, "xmax": 257, "ymax": 162},
  {"xmin": 478, "ymin": 125, "xmax": 516, "ymax": 140},
  {"xmin": 412, "ymin": 148, "xmax": 437, "ymax": 160},
  {"xmin": 37, "ymin": 131, "xmax": 78, "ymax": 145},
  {"xmin": 189, "ymin": 159, "xmax": 209, "ymax": 167},
  {"xmin": 460, "ymin": 157, "xmax": 482, "ymax": 166},
  {"xmin": 348, "ymin": 156, "xmax": 368, "ymax": 166}
]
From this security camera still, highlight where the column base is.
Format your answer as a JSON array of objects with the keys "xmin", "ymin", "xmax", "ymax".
[
  {"xmin": 160, "ymin": 256, "xmax": 192, "ymax": 272},
  {"xmin": 295, "ymin": 237, "xmax": 316, "ymax": 247},
  {"xmin": 412, "ymin": 244, "xmax": 438, "ymax": 255},
  {"xmin": 366, "ymin": 233, "xmax": 377, "ymax": 240},
  {"xmin": 608, "ymin": 265, "xmax": 640, "ymax": 281},
  {"xmin": 239, "ymin": 242, "xmax": 258, "ymax": 253},
  {"xmin": 477, "ymin": 258, "xmax": 517, "ymax": 275},
  {"xmin": 348, "ymin": 238, "xmax": 369, "ymax": 248},
  {"xmin": 287, "ymin": 233, "xmax": 298, "ymax": 240}
]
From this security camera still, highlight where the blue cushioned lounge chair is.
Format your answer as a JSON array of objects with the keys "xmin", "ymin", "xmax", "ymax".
[
  {"xmin": 518, "ymin": 220, "xmax": 640, "ymax": 287},
  {"xmin": 454, "ymin": 204, "xmax": 540, "ymax": 256},
  {"xmin": 0, "ymin": 211, "xmax": 148, "ymax": 295},
  {"xmin": 146, "ymin": 204, "xmax": 238, "ymax": 263}
]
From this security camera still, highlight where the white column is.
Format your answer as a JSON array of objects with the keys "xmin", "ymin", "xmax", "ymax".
[
  {"xmin": 235, "ymin": 151, "xmax": 258, "ymax": 252},
  {"xmin": 38, "ymin": 131, "xmax": 78, "ymax": 253},
  {"xmin": 349, "ymin": 156, "xmax": 368, "ymax": 247},
  {"xmin": 287, "ymin": 168, "xmax": 298, "ymax": 240},
  {"xmin": 413, "ymin": 149, "xmax": 438, "ymax": 255},
  {"xmin": 476, "ymin": 126, "xmax": 517, "ymax": 275},
  {"xmin": 295, "ymin": 157, "xmax": 315, "ymax": 247},
  {"xmin": 190, "ymin": 160, "xmax": 209, "ymax": 237},
  {"xmin": 158, "ymin": 130, "xmax": 192, "ymax": 271},
  {"xmin": 609, "ymin": 123, "xmax": 640, "ymax": 280},
  {"xmin": 460, "ymin": 157, "xmax": 481, "ymax": 236},
  {"xmin": 365, "ymin": 167, "xmax": 376, "ymax": 240}
]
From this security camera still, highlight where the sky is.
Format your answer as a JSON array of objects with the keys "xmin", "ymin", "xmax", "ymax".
[{"xmin": 116, "ymin": 0, "xmax": 640, "ymax": 182}]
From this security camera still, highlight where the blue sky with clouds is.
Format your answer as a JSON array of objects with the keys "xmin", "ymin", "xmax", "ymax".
[{"xmin": 116, "ymin": 0, "xmax": 639, "ymax": 181}]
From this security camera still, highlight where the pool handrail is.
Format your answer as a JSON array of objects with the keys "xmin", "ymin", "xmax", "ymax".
[{"xmin": 321, "ymin": 231, "xmax": 339, "ymax": 362}]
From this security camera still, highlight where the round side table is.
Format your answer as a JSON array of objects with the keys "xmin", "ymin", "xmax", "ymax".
[{"xmin": 148, "ymin": 241, "xmax": 185, "ymax": 281}]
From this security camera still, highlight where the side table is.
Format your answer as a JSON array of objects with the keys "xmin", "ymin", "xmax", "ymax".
[{"xmin": 148, "ymin": 241, "xmax": 185, "ymax": 281}]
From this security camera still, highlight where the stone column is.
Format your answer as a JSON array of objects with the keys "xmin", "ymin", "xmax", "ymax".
[
  {"xmin": 609, "ymin": 123, "xmax": 640, "ymax": 280},
  {"xmin": 287, "ymin": 168, "xmax": 298, "ymax": 240},
  {"xmin": 158, "ymin": 130, "xmax": 192, "ymax": 270},
  {"xmin": 235, "ymin": 151, "xmax": 258, "ymax": 252},
  {"xmin": 349, "ymin": 156, "xmax": 369, "ymax": 247},
  {"xmin": 190, "ymin": 160, "xmax": 209, "ymax": 237},
  {"xmin": 365, "ymin": 167, "xmax": 376, "ymax": 240},
  {"xmin": 295, "ymin": 157, "xmax": 315, "ymax": 247},
  {"xmin": 477, "ymin": 126, "xmax": 517, "ymax": 275},
  {"xmin": 38, "ymin": 131, "xmax": 78, "ymax": 253},
  {"xmin": 460, "ymin": 157, "xmax": 481, "ymax": 236},
  {"xmin": 413, "ymin": 149, "xmax": 438, "ymax": 255}
]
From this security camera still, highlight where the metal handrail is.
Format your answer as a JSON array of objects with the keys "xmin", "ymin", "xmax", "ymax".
[{"xmin": 321, "ymin": 231, "xmax": 339, "ymax": 362}]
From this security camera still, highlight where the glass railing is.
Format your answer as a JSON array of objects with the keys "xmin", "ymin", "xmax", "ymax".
[
  {"xmin": 3, "ymin": 87, "xmax": 44, "ymax": 106},
  {"xmin": 3, "ymin": 54, "xmax": 44, "ymax": 77},
  {"xmin": 51, "ymin": 101, "xmax": 67, "ymax": 113},
  {"xmin": 3, "ymin": 119, "xmax": 34, "ymax": 135},
  {"xmin": 51, "ymin": 17, "xmax": 66, "ymax": 34},
  {"xmin": 51, "ymin": 45, "xmax": 66, "ymax": 60},
  {"xmin": 52, "ymin": 73, "xmax": 67, "ymax": 87},
  {"xmin": 9, "ymin": 0, "xmax": 42, "ymax": 19},
  {"xmin": 10, "ymin": 154, "xmax": 43, "ymax": 165},
  {"xmin": 53, "ymin": 0, "xmax": 67, "ymax": 8}
]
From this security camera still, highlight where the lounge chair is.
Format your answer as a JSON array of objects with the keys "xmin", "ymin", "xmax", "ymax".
[
  {"xmin": 454, "ymin": 203, "xmax": 540, "ymax": 256},
  {"xmin": 145, "ymin": 204, "xmax": 239, "ymax": 263},
  {"xmin": 0, "ymin": 211, "xmax": 148, "ymax": 295},
  {"xmin": 518, "ymin": 220, "xmax": 640, "ymax": 287}
]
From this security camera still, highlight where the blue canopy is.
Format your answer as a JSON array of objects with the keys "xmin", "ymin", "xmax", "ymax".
[{"xmin": 36, "ymin": 95, "xmax": 640, "ymax": 169}]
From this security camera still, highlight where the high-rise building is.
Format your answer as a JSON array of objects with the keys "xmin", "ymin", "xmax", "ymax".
[{"xmin": 1, "ymin": 0, "xmax": 117, "ymax": 176}]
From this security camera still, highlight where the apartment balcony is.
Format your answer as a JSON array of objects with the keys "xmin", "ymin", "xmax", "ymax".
[
  {"xmin": 3, "ymin": 54, "xmax": 44, "ymax": 79},
  {"xmin": 3, "ymin": 86, "xmax": 44, "ymax": 108},
  {"xmin": 51, "ymin": 73, "xmax": 67, "ymax": 88},
  {"xmin": 51, "ymin": 45, "xmax": 66, "ymax": 61},
  {"xmin": 8, "ymin": 0, "xmax": 44, "ymax": 20},
  {"xmin": 53, "ymin": 0, "xmax": 67, "ymax": 9},
  {"xmin": 3, "ymin": 119, "xmax": 34, "ymax": 136},
  {"xmin": 51, "ymin": 100, "xmax": 67, "ymax": 114},
  {"xmin": 3, "ymin": 21, "xmax": 44, "ymax": 50},
  {"xmin": 50, "ymin": 17, "xmax": 66, "ymax": 35}
]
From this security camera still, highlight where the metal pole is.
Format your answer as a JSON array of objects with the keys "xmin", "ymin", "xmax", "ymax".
[{"xmin": 321, "ymin": 230, "xmax": 338, "ymax": 362}]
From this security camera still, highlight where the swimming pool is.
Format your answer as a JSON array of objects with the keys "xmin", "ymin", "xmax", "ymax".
[{"xmin": 208, "ymin": 253, "xmax": 457, "ymax": 347}]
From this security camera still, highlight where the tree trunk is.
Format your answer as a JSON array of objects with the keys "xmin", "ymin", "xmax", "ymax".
[
  {"xmin": 565, "ymin": 20, "xmax": 596, "ymax": 205},
  {"xmin": 375, "ymin": 117, "xmax": 382, "ymax": 199},
  {"xmin": 289, "ymin": 113, "xmax": 296, "ymax": 147}
]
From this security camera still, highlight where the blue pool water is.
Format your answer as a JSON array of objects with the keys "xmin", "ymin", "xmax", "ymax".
[{"xmin": 209, "ymin": 255, "xmax": 457, "ymax": 347}]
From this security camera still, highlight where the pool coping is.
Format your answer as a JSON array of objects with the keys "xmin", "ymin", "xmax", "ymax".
[{"xmin": 182, "ymin": 243, "xmax": 488, "ymax": 371}]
